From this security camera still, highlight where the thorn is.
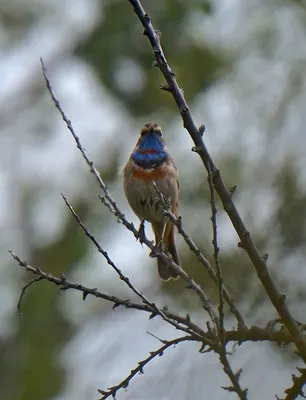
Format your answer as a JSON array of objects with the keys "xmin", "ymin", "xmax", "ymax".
[
  {"xmin": 238, "ymin": 231, "xmax": 250, "ymax": 247},
  {"xmin": 152, "ymin": 60, "xmax": 158, "ymax": 67},
  {"xmin": 155, "ymin": 30, "xmax": 161, "ymax": 39},
  {"xmin": 212, "ymin": 168, "xmax": 220, "ymax": 179},
  {"xmin": 199, "ymin": 342, "xmax": 207, "ymax": 353},
  {"xmin": 180, "ymin": 106, "xmax": 189, "ymax": 114},
  {"xmin": 221, "ymin": 385, "xmax": 236, "ymax": 392},
  {"xmin": 262, "ymin": 253, "xmax": 269, "ymax": 262},
  {"xmin": 149, "ymin": 312, "xmax": 157, "ymax": 320},
  {"xmin": 191, "ymin": 146, "xmax": 200, "ymax": 153},
  {"xmin": 160, "ymin": 84, "xmax": 172, "ymax": 92},
  {"xmin": 242, "ymin": 231, "xmax": 251, "ymax": 240},
  {"xmin": 229, "ymin": 185, "xmax": 237, "ymax": 197},
  {"xmin": 235, "ymin": 368, "xmax": 243, "ymax": 379},
  {"xmin": 199, "ymin": 124, "xmax": 206, "ymax": 136}
]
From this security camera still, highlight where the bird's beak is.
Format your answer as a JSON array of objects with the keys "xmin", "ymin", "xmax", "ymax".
[{"xmin": 149, "ymin": 129, "xmax": 159, "ymax": 137}]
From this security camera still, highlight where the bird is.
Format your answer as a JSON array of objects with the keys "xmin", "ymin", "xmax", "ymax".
[{"xmin": 122, "ymin": 122, "xmax": 180, "ymax": 281}]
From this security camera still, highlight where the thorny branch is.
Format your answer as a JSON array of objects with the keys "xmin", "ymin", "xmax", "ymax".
[
  {"xmin": 127, "ymin": 0, "xmax": 306, "ymax": 366},
  {"xmin": 61, "ymin": 194, "xmax": 205, "ymax": 340},
  {"xmin": 97, "ymin": 335, "xmax": 197, "ymax": 399},
  {"xmin": 10, "ymin": 250, "xmax": 205, "ymax": 336},
  {"xmin": 207, "ymin": 164, "xmax": 247, "ymax": 399},
  {"xmin": 11, "ymin": 251, "xmax": 306, "ymax": 399},
  {"xmin": 11, "ymin": 251, "xmax": 303, "ymax": 347},
  {"xmin": 151, "ymin": 181, "xmax": 218, "ymax": 331},
  {"xmin": 207, "ymin": 164, "xmax": 224, "ymax": 341},
  {"xmin": 160, "ymin": 189, "xmax": 246, "ymax": 330}
]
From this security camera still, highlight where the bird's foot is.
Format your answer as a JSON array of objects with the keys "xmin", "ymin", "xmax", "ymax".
[{"xmin": 150, "ymin": 239, "xmax": 165, "ymax": 258}]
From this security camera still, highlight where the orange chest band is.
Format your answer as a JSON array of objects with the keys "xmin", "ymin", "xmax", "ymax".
[{"xmin": 132, "ymin": 167, "xmax": 168, "ymax": 181}]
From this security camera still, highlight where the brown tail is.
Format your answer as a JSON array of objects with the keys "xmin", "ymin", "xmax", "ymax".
[{"xmin": 157, "ymin": 222, "xmax": 180, "ymax": 281}]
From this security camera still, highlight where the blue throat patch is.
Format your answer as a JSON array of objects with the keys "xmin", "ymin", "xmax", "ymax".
[{"xmin": 132, "ymin": 132, "xmax": 168, "ymax": 169}]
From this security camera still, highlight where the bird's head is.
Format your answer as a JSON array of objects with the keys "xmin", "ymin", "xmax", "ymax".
[{"xmin": 132, "ymin": 123, "xmax": 168, "ymax": 169}]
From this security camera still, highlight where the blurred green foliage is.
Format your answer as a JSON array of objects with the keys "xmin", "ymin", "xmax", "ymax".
[
  {"xmin": 274, "ymin": 160, "xmax": 306, "ymax": 252},
  {"xmin": 76, "ymin": 0, "xmax": 229, "ymax": 116}
]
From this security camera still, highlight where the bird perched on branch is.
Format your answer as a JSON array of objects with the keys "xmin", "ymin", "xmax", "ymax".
[{"xmin": 122, "ymin": 122, "xmax": 180, "ymax": 281}]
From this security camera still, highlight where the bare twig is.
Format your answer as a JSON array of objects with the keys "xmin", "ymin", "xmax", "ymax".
[
  {"xmin": 97, "ymin": 335, "xmax": 199, "ymax": 399},
  {"xmin": 127, "ymin": 0, "xmax": 306, "ymax": 363},
  {"xmin": 217, "ymin": 342, "xmax": 248, "ymax": 400},
  {"xmin": 220, "ymin": 363, "xmax": 247, "ymax": 399},
  {"xmin": 17, "ymin": 277, "xmax": 44, "ymax": 313},
  {"xmin": 207, "ymin": 163, "xmax": 224, "ymax": 340},
  {"xmin": 146, "ymin": 331, "xmax": 167, "ymax": 343},
  {"xmin": 208, "ymin": 164, "xmax": 247, "ymax": 399}
]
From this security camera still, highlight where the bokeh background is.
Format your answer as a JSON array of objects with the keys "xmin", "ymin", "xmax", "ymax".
[{"xmin": 1, "ymin": 0, "xmax": 306, "ymax": 399}]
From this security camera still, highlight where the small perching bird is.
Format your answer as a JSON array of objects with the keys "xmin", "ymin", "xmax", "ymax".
[{"xmin": 122, "ymin": 122, "xmax": 180, "ymax": 281}]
